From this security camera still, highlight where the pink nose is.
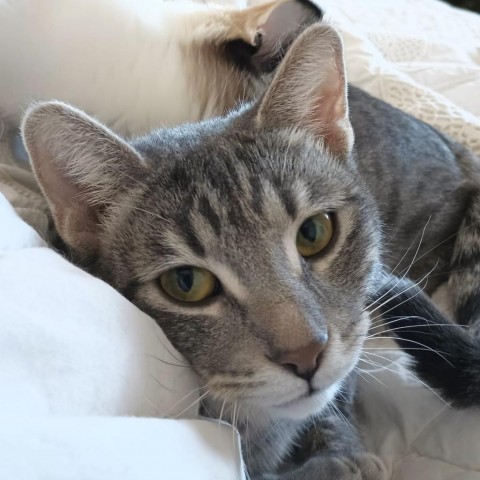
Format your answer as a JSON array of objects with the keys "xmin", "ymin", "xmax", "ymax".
[{"xmin": 276, "ymin": 338, "xmax": 328, "ymax": 381}]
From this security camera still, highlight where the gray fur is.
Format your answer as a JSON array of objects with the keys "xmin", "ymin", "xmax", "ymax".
[{"xmin": 21, "ymin": 24, "xmax": 480, "ymax": 480}]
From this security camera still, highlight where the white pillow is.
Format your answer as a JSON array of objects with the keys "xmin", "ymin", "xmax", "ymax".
[
  {"xmin": 0, "ymin": 193, "xmax": 199, "ymax": 418},
  {"xmin": 0, "ymin": 417, "xmax": 245, "ymax": 480}
]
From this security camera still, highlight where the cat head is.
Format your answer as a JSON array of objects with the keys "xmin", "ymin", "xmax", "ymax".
[{"xmin": 22, "ymin": 24, "xmax": 380, "ymax": 420}]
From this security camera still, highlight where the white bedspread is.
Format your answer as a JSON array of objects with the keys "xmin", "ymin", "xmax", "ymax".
[{"xmin": 1, "ymin": 0, "xmax": 480, "ymax": 478}]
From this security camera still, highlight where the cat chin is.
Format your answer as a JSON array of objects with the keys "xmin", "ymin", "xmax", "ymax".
[{"xmin": 268, "ymin": 383, "xmax": 340, "ymax": 420}]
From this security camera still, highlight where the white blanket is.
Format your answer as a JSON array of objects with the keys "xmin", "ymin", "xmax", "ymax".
[{"xmin": 1, "ymin": 0, "xmax": 480, "ymax": 479}]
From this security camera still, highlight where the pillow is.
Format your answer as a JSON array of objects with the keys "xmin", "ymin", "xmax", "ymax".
[
  {"xmin": 0, "ymin": 193, "xmax": 199, "ymax": 418},
  {"xmin": 0, "ymin": 417, "xmax": 245, "ymax": 480}
]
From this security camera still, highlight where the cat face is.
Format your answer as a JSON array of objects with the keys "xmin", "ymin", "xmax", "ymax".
[
  {"xmin": 113, "ymin": 129, "xmax": 378, "ymax": 419},
  {"xmin": 23, "ymin": 25, "xmax": 380, "ymax": 419}
]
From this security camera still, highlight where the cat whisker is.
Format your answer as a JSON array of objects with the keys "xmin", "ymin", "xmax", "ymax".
[
  {"xmin": 391, "ymin": 217, "xmax": 431, "ymax": 276},
  {"xmin": 243, "ymin": 410, "xmax": 253, "ymax": 480},
  {"xmin": 232, "ymin": 401, "xmax": 239, "ymax": 456},
  {"xmin": 173, "ymin": 388, "xmax": 212, "ymax": 419},
  {"xmin": 218, "ymin": 398, "xmax": 227, "ymax": 426},
  {"xmin": 149, "ymin": 372, "xmax": 175, "ymax": 393},
  {"xmin": 151, "ymin": 324, "xmax": 190, "ymax": 366},
  {"xmin": 367, "ymin": 265, "xmax": 437, "ymax": 321},
  {"xmin": 398, "ymin": 221, "xmax": 476, "ymax": 278},
  {"xmin": 372, "ymin": 310, "xmax": 453, "ymax": 328},
  {"xmin": 367, "ymin": 278, "xmax": 428, "ymax": 322},
  {"xmin": 365, "ymin": 265, "xmax": 433, "ymax": 319},
  {"xmin": 366, "ymin": 218, "xmax": 431, "ymax": 311},
  {"xmin": 147, "ymin": 353, "xmax": 191, "ymax": 369},
  {"xmin": 370, "ymin": 314, "xmax": 430, "ymax": 328},
  {"xmin": 354, "ymin": 366, "xmax": 388, "ymax": 388},
  {"xmin": 368, "ymin": 323, "xmax": 461, "ymax": 335},
  {"xmin": 364, "ymin": 335, "xmax": 452, "ymax": 364},
  {"xmin": 330, "ymin": 402, "xmax": 355, "ymax": 431},
  {"xmin": 334, "ymin": 387, "xmax": 349, "ymax": 404},
  {"xmin": 164, "ymin": 386, "xmax": 202, "ymax": 418},
  {"xmin": 364, "ymin": 347, "xmax": 448, "ymax": 352},
  {"xmin": 361, "ymin": 351, "xmax": 451, "ymax": 407}
]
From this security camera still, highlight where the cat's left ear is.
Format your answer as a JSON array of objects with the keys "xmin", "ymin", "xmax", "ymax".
[
  {"xmin": 22, "ymin": 101, "xmax": 148, "ymax": 257},
  {"xmin": 256, "ymin": 24, "xmax": 354, "ymax": 159},
  {"xmin": 223, "ymin": 0, "xmax": 323, "ymax": 74}
]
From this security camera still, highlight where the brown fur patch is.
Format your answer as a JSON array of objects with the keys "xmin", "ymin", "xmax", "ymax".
[{"xmin": 181, "ymin": 1, "xmax": 287, "ymax": 118}]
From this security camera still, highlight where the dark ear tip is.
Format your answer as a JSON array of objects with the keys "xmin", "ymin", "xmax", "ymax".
[
  {"xmin": 226, "ymin": 0, "xmax": 324, "ymax": 75},
  {"xmin": 296, "ymin": 0, "xmax": 324, "ymax": 21}
]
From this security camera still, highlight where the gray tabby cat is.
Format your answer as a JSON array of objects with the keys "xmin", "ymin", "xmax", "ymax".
[{"xmin": 21, "ymin": 24, "xmax": 480, "ymax": 479}]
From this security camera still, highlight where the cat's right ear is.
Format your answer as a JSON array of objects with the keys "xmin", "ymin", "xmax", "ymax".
[
  {"xmin": 22, "ymin": 101, "xmax": 148, "ymax": 257},
  {"xmin": 224, "ymin": 0, "xmax": 323, "ymax": 74},
  {"xmin": 256, "ymin": 24, "xmax": 354, "ymax": 159}
]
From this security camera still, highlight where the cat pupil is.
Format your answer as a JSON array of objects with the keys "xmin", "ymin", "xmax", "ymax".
[
  {"xmin": 301, "ymin": 219, "xmax": 319, "ymax": 243},
  {"xmin": 175, "ymin": 267, "xmax": 194, "ymax": 293}
]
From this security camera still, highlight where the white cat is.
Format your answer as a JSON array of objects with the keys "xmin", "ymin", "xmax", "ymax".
[{"xmin": 0, "ymin": 0, "xmax": 322, "ymax": 136}]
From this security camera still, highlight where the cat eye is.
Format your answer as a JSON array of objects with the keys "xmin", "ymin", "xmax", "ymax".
[
  {"xmin": 296, "ymin": 213, "xmax": 334, "ymax": 257},
  {"xmin": 159, "ymin": 266, "xmax": 220, "ymax": 303}
]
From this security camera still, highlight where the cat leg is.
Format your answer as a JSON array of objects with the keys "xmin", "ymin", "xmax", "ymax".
[
  {"xmin": 257, "ymin": 401, "xmax": 387, "ymax": 480},
  {"xmin": 267, "ymin": 452, "xmax": 385, "ymax": 480}
]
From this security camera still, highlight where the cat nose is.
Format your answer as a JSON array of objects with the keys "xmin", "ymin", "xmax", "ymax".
[{"xmin": 277, "ymin": 335, "xmax": 329, "ymax": 381}]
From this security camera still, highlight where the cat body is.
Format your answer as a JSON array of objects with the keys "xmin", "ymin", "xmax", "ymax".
[
  {"xmin": 0, "ymin": 0, "xmax": 321, "ymax": 136},
  {"xmin": 19, "ymin": 21, "xmax": 480, "ymax": 480},
  {"xmin": 350, "ymin": 86, "xmax": 472, "ymax": 291}
]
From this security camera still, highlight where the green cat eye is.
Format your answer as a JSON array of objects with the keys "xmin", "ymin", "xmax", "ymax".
[
  {"xmin": 159, "ymin": 266, "xmax": 219, "ymax": 303},
  {"xmin": 296, "ymin": 213, "xmax": 334, "ymax": 257}
]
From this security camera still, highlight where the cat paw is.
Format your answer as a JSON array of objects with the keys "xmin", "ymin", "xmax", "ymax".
[
  {"xmin": 312, "ymin": 453, "xmax": 387, "ymax": 480},
  {"xmin": 254, "ymin": 453, "xmax": 387, "ymax": 480},
  {"xmin": 351, "ymin": 453, "xmax": 387, "ymax": 480}
]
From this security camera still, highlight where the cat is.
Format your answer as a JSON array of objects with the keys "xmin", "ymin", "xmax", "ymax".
[
  {"xmin": 20, "ymin": 22, "xmax": 480, "ymax": 480},
  {"xmin": 0, "ymin": 0, "xmax": 321, "ymax": 136}
]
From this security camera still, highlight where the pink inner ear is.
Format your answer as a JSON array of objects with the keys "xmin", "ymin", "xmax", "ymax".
[
  {"xmin": 308, "ymin": 67, "xmax": 351, "ymax": 158},
  {"xmin": 32, "ymin": 149, "xmax": 101, "ymax": 253},
  {"xmin": 41, "ymin": 163, "xmax": 84, "ymax": 208}
]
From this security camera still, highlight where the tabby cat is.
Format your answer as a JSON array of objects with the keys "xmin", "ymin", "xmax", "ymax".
[{"xmin": 21, "ymin": 23, "xmax": 480, "ymax": 479}]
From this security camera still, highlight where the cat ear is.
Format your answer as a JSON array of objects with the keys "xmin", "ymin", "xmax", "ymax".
[
  {"xmin": 22, "ymin": 101, "xmax": 147, "ymax": 256},
  {"xmin": 223, "ymin": 0, "xmax": 323, "ymax": 74},
  {"xmin": 256, "ymin": 24, "xmax": 354, "ymax": 159}
]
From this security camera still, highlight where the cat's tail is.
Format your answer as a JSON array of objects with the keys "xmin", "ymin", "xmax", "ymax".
[
  {"xmin": 447, "ymin": 143, "xmax": 480, "ymax": 334},
  {"xmin": 369, "ymin": 272, "xmax": 480, "ymax": 408}
]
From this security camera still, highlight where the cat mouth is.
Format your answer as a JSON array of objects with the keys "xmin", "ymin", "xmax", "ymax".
[
  {"xmin": 268, "ymin": 383, "xmax": 339, "ymax": 419},
  {"xmin": 271, "ymin": 387, "xmax": 320, "ymax": 408}
]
